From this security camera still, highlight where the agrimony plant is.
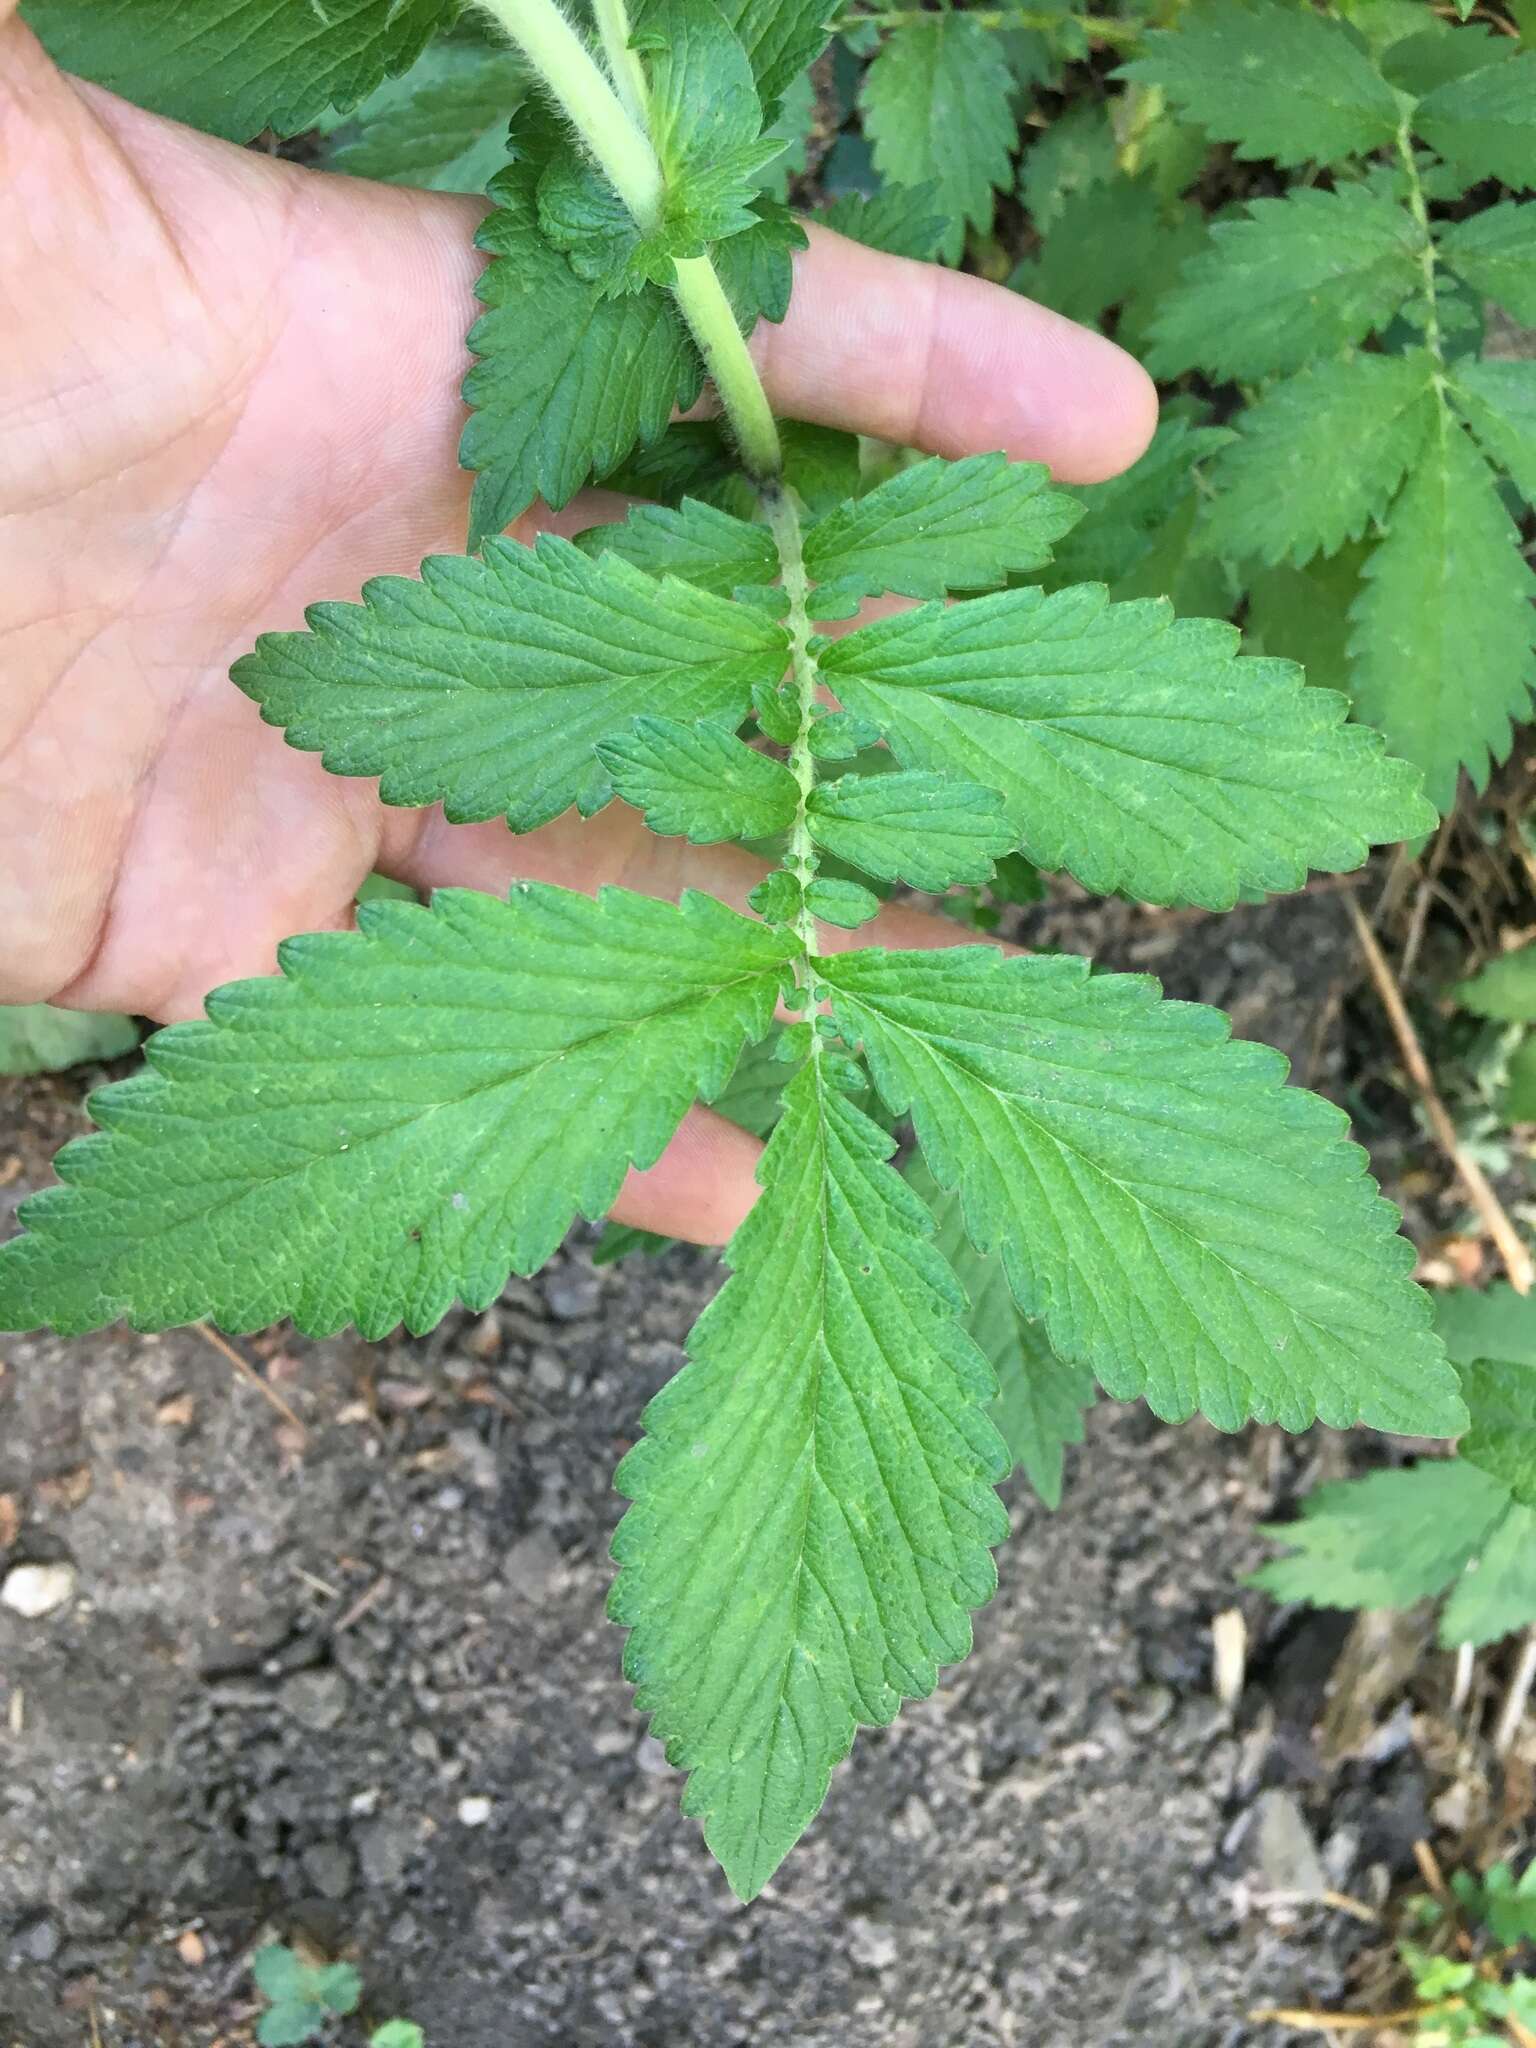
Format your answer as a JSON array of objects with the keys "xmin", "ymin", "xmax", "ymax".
[{"xmin": 4, "ymin": 0, "xmax": 1471, "ymax": 1896}]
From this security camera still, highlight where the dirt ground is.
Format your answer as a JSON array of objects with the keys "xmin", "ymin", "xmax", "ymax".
[{"xmin": 0, "ymin": 883, "xmax": 1523, "ymax": 2048}]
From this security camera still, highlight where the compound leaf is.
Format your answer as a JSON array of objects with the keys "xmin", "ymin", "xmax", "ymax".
[
  {"xmin": 0, "ymin": 887, "xmax": 794, "ymax": 1341},
  {"xmin": 461, "ymin": 122, "xmax": 701, "ymax": 546},
  {"xmin": 1250, "ymin": 1460, "xmax": 1511, "ymax": 1614},
  {"xmin": 1439, "ymin": 203, "xmax": 1536, "ymax": 327},
  {"xmin": 816, "ymin": 584, "xmax": 1434, "ymax": 910},
  {"xmin": 1348, "ymin": 422, "xmax": 1536, "ymax": 811},
  {"xmin": 1451, "ymin": 360, "xmax": 1536, "ymax": 506},
  {"xmin": 610, "ymin": 1060, "xmax": 1009, "ymax": 1899},
  {"xmin": 861, "ymin": 14, "xmax": 1015, "ymax": 264},
  {"xmin": 1416, "ymin": 50, "xmax": 1536, "ymax": 191},
  {"xmin": 907, "ymin": 1154, "xmax": 1093, "ymax": 1510},
  {"xmin": 1206, "ymin": 353, "xmax": 1438, "ymax": 568},
  {"xmin": 1119, "ymin": 0, "xmax": 1401, "ymax": 169},
  {"xmin": 232, "ymin": 534, "xmax": 789, "ymax": 833},
  {"xmin": 801, "ymin": 454, "xmax": 1081, "ymax": 610},
  {"xmin": 819, "ymin": 946, "xmax": 1466, "ymax": 1436},
  {"xmin": 597, "ymin": 716, "xmax": 799, "ymax": 842},
  {"xmin": 806, "ymin": 772, "xmax": 1013, "ymax": 892},
  {"xmin": 20, "ymin": 0, "xmax": 454, "ymax": 140},
  {"xmin": 318, "ymin": 41, "xmax": 525, "ymax": 192},
  {"xmin": 1146, "ymin": 187, "xmax": 1422, "ymax": 382},
  {"xmin": 575, "ymin": 497, "xmax": 779, "ymax": 595}
]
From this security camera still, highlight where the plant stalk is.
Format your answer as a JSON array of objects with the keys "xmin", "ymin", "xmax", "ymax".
[
  {"xmin": 478, "ymin": 0, "xmax": 783, "ymax": 481},
  {"xmin": 476, "ymin": 0, "xmax": 664, "ymax": 232},
  {"xmin": 765, "ymin": 485, "xmax": 825, "ymax": 980},
  {"xmin": 1395, "ymin": 115, "xmax": 1446, "ymax": 387}
]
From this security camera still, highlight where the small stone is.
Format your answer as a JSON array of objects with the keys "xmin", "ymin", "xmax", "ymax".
[
  {"xmin": 592, "ymin": 1728, "xmax": 633, "ymax": 1759},
  {"xmin": 2, "ymin": 1562, "xmax": 77, "ymax": 1618},
  {"xmin": 301, "ymin": 1841, "xmax": 355, "ymax": 1899},
  {"xmin": 541, "ymin": 1268, "xmax": 600, "ymax": 1321},
  {"xmin": 636, "ymin": 1735, "xmax": 671, "ymax": 1777},
  {"xmin": 1251, "ymin": 1789, "xmax": 1327, "ymax": 1899},
  {"xmin": 176, "ymin": 1928, "xmax": 207, "ymax": 1967},
  {"xmin": 848, "ymin": 1916, "xmax": 898, "ymax": 1972},
  {"xmin": 377, "ymin": 1378, "xmax": 433, "ymax": 1413},
  {"xmin": 13, "ymin": 1912, "xmax": 60, "ymax": 1965},
  {"xmin": 503, "ymin": 1528, "xmax": 561, "ymax": 1604},
  {"xmin": 278, "ymin": 1668, "xmax": 351, "ymax": 1732},
  {"xmin": 357, "ymin": 1816, "xmax": 416, "ymax": 1889},
  {"xmin": 528, "ymin": 1349, "xmax": 566, "ymax": 1395},
  {"xmin": 457, "ymin": 1795, "xmax": 493, "ymax": 1828}
]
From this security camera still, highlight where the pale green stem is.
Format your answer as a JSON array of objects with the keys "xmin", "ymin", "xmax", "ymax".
[
  {"xmin": 670, "ymin": 260, "xmax": 784, "ymax": 482},
  {"xmin": 765, "ymin": 486, "xmax": 825, "ymax": 982},
  {"xmin": 477, "ymin": 0, "xmax": 783, "ymax": 481},
  {"xmin": 1395, "ymin": 115, "xmax": 1446, "ymax": 386},
  {"xmin": 590, "ymin": 0, "xmax": 649, "ymax": 130},
  {"xmin": 834, "ymin": 7, "xmax": 1142, "ymax": 43},
  {"xmin": 476, "ymin": 0, "xmax": 663, "ymax": 231}
]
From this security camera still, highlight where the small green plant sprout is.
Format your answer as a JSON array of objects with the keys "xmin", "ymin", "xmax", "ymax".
[
  {"xmin": 1254, "ymin": 1286, "xmax": 1536, "ymax": 1662},
  {"xmin": 251, "ymin": 1944, "xmax": 362, "ymax": 2048},
  {"xmin": 2, "ymin": 0, "xmax": 1482, "ymax": 1899},
  {"xmin": 370, "ymin": 2023, "xmax": 427, "ymax": 2048}
]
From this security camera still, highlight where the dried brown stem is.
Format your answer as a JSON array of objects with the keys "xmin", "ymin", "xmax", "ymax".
[{"xmin": 192, "ymin": 1322, "xmax": 308, "ymax": 1440}]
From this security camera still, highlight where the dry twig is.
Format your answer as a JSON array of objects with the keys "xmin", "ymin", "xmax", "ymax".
[
  {"xmin": 1494, "ymin": 1626, "xmax": 1536, "ymax": 1758},
  {"xmin": 192, "ymin": 1322, "xmax": 308, "ymax": 1439},
  {"xmin": 1348, "ymin": 898, "xmax": 1535, "ymax": 1294}
]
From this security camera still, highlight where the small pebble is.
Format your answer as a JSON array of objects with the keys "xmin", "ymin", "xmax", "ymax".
[
  {"xmin": 278, "ymin": 1668, "xmax": 351, "ymax": 1733},
  {"xmin": 457, "ymin": 1795, "xmax": 493, "ymax": 1828},
  {"xmin": 1, "ymin": 1562, "xmax": 77, "ymax": 1619}
]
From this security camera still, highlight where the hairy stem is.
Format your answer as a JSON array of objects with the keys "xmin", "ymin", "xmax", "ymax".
[
  {"xmin": 480, "ymin": 0, "xmax": 783, "ymax": 481},
  {"xmin": 590, "ymin": 0, "xmax": 649, "ymax": 128},
  {"xmin": 1395, "ymin": 117, "xmax": 1445, "ymax": 378},
  {"xmin": 765, "ymin": 485, "xmax": 825, "ymax": 984},
  {"xmin": 476, "ymin": 0, "xmax": 664, "ymax": 231},
  {"xmin": 671, "ymin": 261, "xmax": 784, "ymax": 481}
]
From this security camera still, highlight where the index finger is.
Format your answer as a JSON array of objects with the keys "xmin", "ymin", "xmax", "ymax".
[{"xmin": 755, "ymin": 224, "xmax": 1159, "ymax": 485}]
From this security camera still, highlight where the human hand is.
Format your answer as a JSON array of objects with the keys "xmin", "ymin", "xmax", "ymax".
[{"xmin": 0, "ymin": 2, "xmax": 1156, "ymax": 1242}]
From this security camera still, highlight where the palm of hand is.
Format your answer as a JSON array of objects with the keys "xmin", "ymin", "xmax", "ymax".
[{"xmin": 0, "ymin": 10, "xmax": 1154, "ymax": 1237}]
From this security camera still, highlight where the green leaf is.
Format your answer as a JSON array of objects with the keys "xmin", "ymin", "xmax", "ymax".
[
  {"xmin": 1381, "ymin": 21, "xmax": 1514, "ymax": 99},
  {"xmin": 1146, "ymin": 187, "xmax": 1422, "ymax": 382},
  {"xmin": 575, "ymin": 497, "xmax": 778, "ymax": 596},
  {"xmin": 1439, "ymin": 204, "xmax": 1536, "ymax": 327},
  {"xmin": 806, "ymin": 772, "xmax": 1013, "ymax": 892},
  {"xmin": 1045, "ymin": 417, "xmax": 1230, "ymax": 595},
  {"xmin": 1251, "ymin": 1460, "xmax": 1511, "ymax": 1613},
  {"xmin": 256, "ymin": 2007, "xmax": 325, "ymax": 2048},
  {"xmin": 461, "ymin": 118, "xmax": 701, "ymax": 546},
  {"xmin": 319, "ymin": 41, "xmax": 525, "ymax": 192},
  {"xmin": 0, "ymin": 887, "xmax": 794, "ymax": 1341},
  {"xmin": 711, "ymin": 0, "xmax": 835, "ymax": 111},
  {"xmin": 1460, "ymin": 1356, "xmax": 1536, "ymax": 1508},
  {"xmin": 1009, "ymin": 176, "xmax": 1173, "ymax": 332},
  {"xmin": 1348, "ymin": 422, "xmax": 1536, "ymax": 811},
  {"xmin": 20, "ymin": 0, "xmax": 455, "ymax": 140},
  {"xmin": 801, "ymin": 454, "xmax": 1081, "ymax": 610},
  {"xmin": 804, "ymin": 877, "xmax": 882, "ymax": 930},
  {"xmin": 0, "ymin": 1005, "xmax": 139, "ymax": 1077},
  {"xmin": 1451, "ymin": 360, "xmax": 1536, "ymax": 506},
  {"xmin": 710, "ymin": 196, "xmax": 809, "ymax": 328},
  {"xmin": 819, "ymin": 946, "xmax": 1466, "ymax": 1435},
  {"xmin": 1457, "ymin": 942, "xmax": 1536, "ymax": 1022},
  {"xmin": 252, "ymin": 1949, "xmax": 311, "ymax": 2004},
  {"xmin": 1507, "ymin": 1032, "xmax": 1536, "ymax": 1122},
  {"xmin": 597, "ymin": 717, "xmax": 799, "ymax": 842},
  {"xmin": 907, "ymin": 1154, "xmax": 1092, "ymax": 1509},
  {"xmin": 1118, "ymin": 0, "xmax": 1401, "ymax": 169},
  {"xmin": 1437, "ymin": 1282, "xmax": 1536, "ymax": 1369},
  {"xmin": 816, "ymin": 585, "xmax": 1434, "ymax": 911},
  {"xmin": 232, "ymin": 534, "xmax": 788, "ymax": 833},
  {"xmin": 609, "ymin": 1061, "xmax": 1009, "ymax": 1899},
  {"xmin": 815, "ymin": 185, "xmax": 951, "ymax": 262},
  {"xmin": 371, "ymin": 2025, "xmax": 427, "ymax": 2048},
  {"xmin": 1417, "ymin": 51, "xmax": 1536, "ymax": 191},
  {"xmin": 861, "ymin": 14, "xmax": 1015, "ymax": 264},
  {"xmin": 1440, "ymin": 1500, "xmax": 1536, "ymax": 1648},
  {"xmin": 311, "ymin": 1965, "xmax": 362, "ymax": 2017},
  {"xmin": 1244, "ymin": 548, "xmax": 1369, "ymax": 699},
  {"xmin": 1206, "ymin": 353, "xmax": 1439, "ymax": 568}
]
